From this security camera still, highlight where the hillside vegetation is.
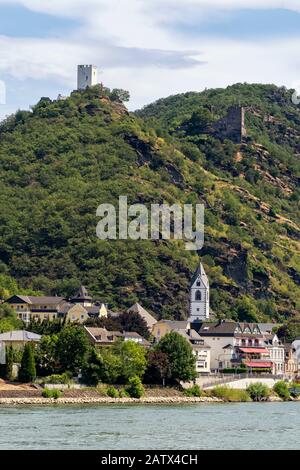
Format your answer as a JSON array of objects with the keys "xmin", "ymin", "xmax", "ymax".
[{"xmin": 0, "ymin": 83, "xmax": 299, "ymax": 322}]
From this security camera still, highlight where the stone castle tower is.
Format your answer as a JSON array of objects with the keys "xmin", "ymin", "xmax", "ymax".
[
  {"xmin": 212, "ymin": 105, "xmax": 246, "ymax": 143},
  {"xmin": 189, "ymin": 262, "xmax": 210, "ymax": 323},
  {"xmin": 77, "ymin": 65, "xmax": 98, "ymax": 90}
]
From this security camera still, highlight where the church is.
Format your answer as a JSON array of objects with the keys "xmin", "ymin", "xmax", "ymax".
[{"xmin": 189, "ymin": 262, "xmax": 210, "ymax": 323}]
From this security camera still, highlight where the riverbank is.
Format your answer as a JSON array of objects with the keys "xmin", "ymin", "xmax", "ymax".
[
  {"xmin": 0, "ymin": 395, "xmax": 224, "ymax": 405},
  {"xmin": 0, "ymin": 394, "xmax": 293, "ymax": 405}
]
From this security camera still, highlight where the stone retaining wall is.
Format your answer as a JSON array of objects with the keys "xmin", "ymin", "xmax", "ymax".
[{"xmin": 0, "ymin": 396, "xmax": 223, "ymax": 406}]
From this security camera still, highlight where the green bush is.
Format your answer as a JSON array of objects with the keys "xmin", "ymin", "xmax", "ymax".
[
  {"xmin": 118, "ymin": 388, "xmax": 129, "ymax": 398},
  {"xmin": 247, "ymin": 382, "xmax": 270, "ymax": 401},
  {"xmin": 289, "ymin": 383, "xmax": 300, "ymax": 398},
  {"xmin": 183, "ymin": 384, "xmax": 203, "ymax": 397},
  {"xmin": 126, "ymin": 376, "xmax": 145, "ymax": 399},
  {"xmin": 211, "ymin": 386, "xmax": 250, "ymax": 402},
  {"xmin": 106, "ymin": 386, "xmax": 119, "ymax": 398},
  {"xmin": 222, "ymin": 368, "xmax": 247, "ymax": 374},
  {"xmin": 43, "ymin": 373, "xmax": 72, "ymax": 384},
  {"xmin": 273, "ymin": 381, "xmax": 290, "ymax": 401},
  {"xmin": 42, "ymin": 388, "xmax": 62, "ymax": 399}
]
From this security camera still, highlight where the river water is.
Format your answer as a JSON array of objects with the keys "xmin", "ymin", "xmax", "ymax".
[{"xmin": 0, "ymin": 402, "xmax": 299, "ymax": 450}]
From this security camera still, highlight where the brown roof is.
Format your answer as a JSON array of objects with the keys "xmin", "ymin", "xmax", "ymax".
[{"xmin": 84, "ymin": 327, "xmax": 122, "ymax": 344}]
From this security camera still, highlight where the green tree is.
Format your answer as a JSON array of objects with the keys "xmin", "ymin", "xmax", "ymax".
[
  {"xmin": 234, "ymin": 296, "xmax": 258, "ymax": 323},
  {"xmin": 35, "ymin": 334, "xmax": 59, "ymax": 376},
  {"xmin": 183, "ymin": 108, "xmax": 213, "ymax": 135},
  {"xmin": 144, "ymin": 350, "xmax": 171, "ymax": 386},
  {"xmin": 110, "ymin": 89, "xmax": 130, "ymax": 103},
  {"xmin": 113, "ymin": 339, "xmax": 147, "ymax": 381},
  {"xmin": 81, "ymin": 348, "xmax": 104, "ymax": 386},
  {"xmin": 277, "ymin": 321, "xmax": 300, "ymax": 343},
  {"xmin": 273, "ymin": 381, "xmax": 290, "ymax": 401},
  {"xmin": 119, "ymin": 311, "xmax": 150, "ymax": 339},
  {"xmin": 98, "ymin": 348, "xmax": 122, "ymax": 384},
  {"xmin": 156, "ymin": 331, "xmax": 196, "ymax": 382},
  {"xmin": 126, "ymin": 375, "xmax": 145, "ymax": 398},
  {"xmin": 19, "ymin": 343, "xmax": 36, "ymax": 383},
  {"xmin": 56, "ymin": 326, "xmax": 89, "ymax": 374},
  {"xmin": 5, "ymin": 345, "xmax": 14, "ymax": 380}
]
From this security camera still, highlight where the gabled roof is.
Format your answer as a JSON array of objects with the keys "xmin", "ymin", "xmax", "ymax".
[
  {"xmin": 257, "ymin": 323, "xmax": 281, "ymax": 334},
  {"xmin": 191, "ymin": 262, "xmax": 209, "ymax": 288},
  {"xmin": 84, "ymin": 326, "xmax": 122, "ymax": 343},
  {"xmin": 199, "ymin": 321, "xmax": 237, "ymax": 336},
  {"xmin": 127, "ymin": 303, "xmax": 157, "ymax": 328},
  {"xmin": 0, "ymin": 330, "xmax": 41, "ymax": 341},
  {"xmin": 177, "ymin": 329, "xmax": 210, "ymax": 348},
  {"xmin": 199, "ymin": 321, "xmax": 264, "ymax": 337},
  {"xmin": 6, "ymin": 295, "xmax": 65, "ymax": 305}
]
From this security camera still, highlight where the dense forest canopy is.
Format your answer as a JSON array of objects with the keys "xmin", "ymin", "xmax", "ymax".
[{"xmin": 0, "ymin": 83, "xmax": 299, "ymax": 323}]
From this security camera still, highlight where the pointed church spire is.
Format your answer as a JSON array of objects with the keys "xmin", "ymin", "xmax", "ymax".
[{"xmin": 189, "ymin": 261, "xmax": 210, "ymax": 323}]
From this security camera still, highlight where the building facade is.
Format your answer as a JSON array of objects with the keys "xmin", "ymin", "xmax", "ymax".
[
  {"xmin": 6, "ymin": 286, "xmax": 108, "ymax": 325},
  {"xmin": 77, "ymin": 65, "xmax": 98, "ymax": 90},
  {"xmin": 189, "ymin": 263, "xmax": 210, "ymax": 323},
  {"xmin": 198, "ymin": 321, "xmax": 273, "ymax": 372}
]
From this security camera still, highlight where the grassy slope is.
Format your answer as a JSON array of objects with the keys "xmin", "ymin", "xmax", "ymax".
[{"xmin": 0, "ymin": 84, "xmax": 299, "ymax": 322}]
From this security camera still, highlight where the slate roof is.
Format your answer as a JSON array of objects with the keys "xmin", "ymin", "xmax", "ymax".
[
  {"xmin": 191, "ymin": 262, "xmax": 209, "ymax": 288},
  {"xmin": 71, "ymin": 285, "xmax": 92, "ymax": 302},
  {"xmin": 199, "ymin": 321, "xmax": 263, "ymax": 337},
  {"xmin": 199, "ymin": 321, "xmax": 237, "ymax": 336},
  {"xmin": 0, "ymin": 330, "xmax": 41, "ymax": 342},
  {"xmin": 257, "ymin": 323, "xmax": 281, "ymax": 334},
  {"xmin": 6, "ymin": 295, "xmax": 65, "ymax": 305}
]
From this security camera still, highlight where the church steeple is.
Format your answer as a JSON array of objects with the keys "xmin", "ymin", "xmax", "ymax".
[{"xmin": 189, "ymin": 262, "xmax": 209, "ymax": 323}]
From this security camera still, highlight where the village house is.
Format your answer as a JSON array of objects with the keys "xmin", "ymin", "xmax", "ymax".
[
  {"xmin": 5, "ymin": 295, "xmax": 65, "ymax": 323},
  {"xmin": 264, "ymin": 334, "xmax": 285, "ymax": 376},
  {"xmin": 0, "ymin": 330, "xmax": 41, "ymax": 366},
  {"xmin": 197, "ymin": 320, "xmax": 273, "ymax": 372},
  {"xmin": 5, "ymin": 285, "xmax": 108, "ymax": 325},
  {"xmin": 0, "ymin": 330, "xmax": 41, "ymax": 352},
  {"xmin": 84, "ymin": 326, "xmax": 149, "ymax": 348},
  {"xmin": 152, "ymin": 319, "xmax": 211, "ymax": 375},
  {"xmin": 152, "ymin": 320, "xmax": 190, "ymax": 342}
]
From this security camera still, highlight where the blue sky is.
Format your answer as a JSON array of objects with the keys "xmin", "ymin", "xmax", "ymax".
[{"xmin": 0, "ymin": 0, "xmax": 300, "ymax": 119}]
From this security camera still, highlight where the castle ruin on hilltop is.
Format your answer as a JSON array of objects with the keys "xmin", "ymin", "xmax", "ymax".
[{"xmin": 212, "ymin": 105, "xmax": 246, "ymax": 144}]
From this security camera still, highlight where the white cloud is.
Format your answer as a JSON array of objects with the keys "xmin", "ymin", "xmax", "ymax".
[{"xmin": 0, "ymin": 0, "xmax": 299, "ymax": 114}]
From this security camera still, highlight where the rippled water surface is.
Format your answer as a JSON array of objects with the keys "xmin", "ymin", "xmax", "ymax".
[{"xmin": 0, "ymin": 402, "xmax": 299, "ymax": 449}]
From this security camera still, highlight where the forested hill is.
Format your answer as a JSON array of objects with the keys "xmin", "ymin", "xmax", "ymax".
[{"xmin": 0, "ymin": 83, "xmax": 299, "ymax": 323}]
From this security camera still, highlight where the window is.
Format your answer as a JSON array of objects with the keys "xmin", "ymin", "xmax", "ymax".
[
  {"xmin": 196, "ymin": 281, "xmax": 201, "ymax": 287},
  {"xmin": 195, "ymin": 290, "xmax": 201, "ymax": 301}
]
